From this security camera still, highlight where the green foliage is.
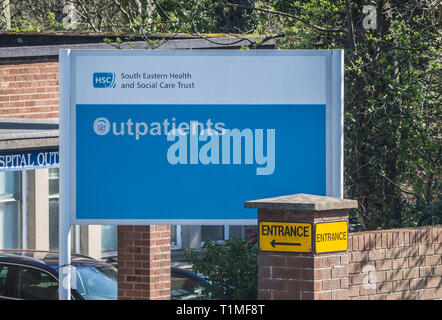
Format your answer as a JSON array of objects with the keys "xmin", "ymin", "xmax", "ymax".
[
  {"xmin": 185, "ymin": 238, "xmax": 257, "ymax": 300},
  {"xmin": 5, "ymin": 0, "xmax": 64, "ymax": 32},
  {"xmin": 272, "ymin": 0, "xmax": 441, "ymax": 231},
  {"xmin": 4, "ymin": 0, "xmax": 260, "ymax": 35}
]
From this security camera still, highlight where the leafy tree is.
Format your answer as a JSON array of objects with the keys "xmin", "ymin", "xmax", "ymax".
[
  {"xmin": 268, "ymin": 0, "xmax": 441, "ymax": 230},
  {"xmin": 3, "ymin": 0, "xmax": 261, "ymax": 35},
  {"xmin": 185, "ymin": 238, "xmax": 257, "ymax": 300}
]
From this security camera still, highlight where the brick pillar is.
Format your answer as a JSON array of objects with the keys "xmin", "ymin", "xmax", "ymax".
[
  {"xmin": 117, "ymin": 225, "xmax": 171, "ymax": 300},
  {"xmin": 245, "ymin": 193, "xmax": 358, "ymax": 300}
]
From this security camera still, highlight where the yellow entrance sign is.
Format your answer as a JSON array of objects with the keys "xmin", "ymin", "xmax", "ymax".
[
  {"xmin": 259, "ymin": 221, "xmax": 312, "ymax": 252},
  {"xmin": 315, "ymin": 221, "xmax": 348, "ymax": 253}
]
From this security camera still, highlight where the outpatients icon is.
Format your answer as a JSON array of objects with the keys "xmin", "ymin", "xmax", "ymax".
[{"xmin": 93, "ymin": 117, "xmax": 111, "ymax": 135}]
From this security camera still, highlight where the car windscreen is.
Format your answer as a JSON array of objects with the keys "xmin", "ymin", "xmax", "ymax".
[
  {"xmin": 171, "ymin": 270, "xmax": 208, "ymax": 300},
  {"xmin": 72, "ymin": 264, "xmax": 117, "ymax": 300}
]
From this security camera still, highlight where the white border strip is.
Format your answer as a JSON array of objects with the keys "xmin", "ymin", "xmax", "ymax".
[
  {"xmin": 59, "ymin": 49, "xmax": 72, "ymax": 300},
  {"xmin": 331, "ymin": 49, "xmax": 344, "ymax": 198},
  {"xmin": 71, "ymin": 219, "xmax": 257, "ymax": 225}
]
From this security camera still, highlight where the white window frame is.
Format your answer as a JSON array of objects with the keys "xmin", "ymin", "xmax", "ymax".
[
  {"xmin": 0, "ymin": 171, "xmax": 23, "ymax": 249},
  {"xmin": 200, "ymin": 225, "xmax": 230, "ymax": 247},
  {"xmin": 171, "ymin": 225, "xmax": 182, "ymax": 250}
]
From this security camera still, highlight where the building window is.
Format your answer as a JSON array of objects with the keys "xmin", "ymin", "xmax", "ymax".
[
  {"xmin": 101, "ymin": 225, "xmax": 117, "ymax": 254},
  {"xmin": 0, "ymin": 171, "xmax": 22, "ymax": 249},
  {"xmin": 48, "ymin": 168, "xmax": 78, "ymax": 252},
  {"xmin": 171, "ymin": 225, "xmax": 181, "ymax": 250},
  {"xmin": 48, "ymin": 168, "xmax": 59, "ymax": 251},
  {"xmin": 201, "ymin": 225, "xmax": 229, "ymax": 244}
]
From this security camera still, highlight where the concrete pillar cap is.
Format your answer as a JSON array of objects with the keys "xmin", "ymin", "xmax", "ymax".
[{"xmin": 245, "ymin": 193, "xmax": 358, "ymax": 211}]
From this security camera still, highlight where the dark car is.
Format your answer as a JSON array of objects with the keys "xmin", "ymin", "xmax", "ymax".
[
  {"xmin": 0, "ymin": 250, "xmax": 208, "ymax": 300},
  {"xmin": 0, "ymin": 250, "xmax": 117, "ymax": 300},
  {"xmin": 171, "ymin": 267, "xmax": 209, "ymax": 300}
]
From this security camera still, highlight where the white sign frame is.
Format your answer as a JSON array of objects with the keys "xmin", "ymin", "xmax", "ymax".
[{"xmin": 60, "ymin": 49, "xmax": 343, "ymax": 226}]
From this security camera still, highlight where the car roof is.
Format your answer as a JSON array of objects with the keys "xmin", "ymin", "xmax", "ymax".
[
  {"xmin": 0, "ymin": 250, "xmax": 204, "ymax": 280},
  {"xmin": 0, "ymin": 249, "xmax": 114, "ymax": 268}
]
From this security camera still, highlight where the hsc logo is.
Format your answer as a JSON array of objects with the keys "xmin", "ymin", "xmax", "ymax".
[{"xmin": 93, "ymin": 72, "xmax": 116, "ymax": 88}]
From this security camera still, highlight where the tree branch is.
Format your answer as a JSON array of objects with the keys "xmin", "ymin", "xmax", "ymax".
[{"xmin": 222, "ymin": 1, "xmax": 347, "ymax": 33}]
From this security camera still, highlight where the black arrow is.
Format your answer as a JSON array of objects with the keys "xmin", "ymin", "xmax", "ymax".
[{"xmin": 271, "ymin": 239, "xmax": 301, "ymax": 247}]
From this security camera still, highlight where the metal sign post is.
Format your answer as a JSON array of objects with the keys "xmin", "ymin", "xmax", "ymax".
[{"xmin": 59, "ymin": 49, "xmax": 71, "ymax": 300}]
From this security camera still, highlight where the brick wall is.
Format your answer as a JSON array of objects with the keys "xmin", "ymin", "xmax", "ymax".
[
  {"xmin": 348, "ymin": 225, "xmax": 442, "ymax": 300},
  {"xmin": 244, "ymin": 225, "xmax": 258, "ymax": 241},
  {"xmin": 117, "ymin": 225, "xmax": 171, "ymax": 300},
  {"xmin": 0, "ymin": 57, "xmax": 59, "ymax": 119}
]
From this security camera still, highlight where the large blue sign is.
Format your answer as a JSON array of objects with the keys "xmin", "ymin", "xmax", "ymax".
[
  {"xmin": 62, "ymin": 50, "xmax": 344, "ymax": 224},
  {"xmin": 75, "ymin": 104, "xmax": 325, "ymax": 221}
]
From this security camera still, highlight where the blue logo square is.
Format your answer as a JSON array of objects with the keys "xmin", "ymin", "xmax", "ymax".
[{"xmin": 93, "ymin": 72, "xmax": 116, "ymax": 88}]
